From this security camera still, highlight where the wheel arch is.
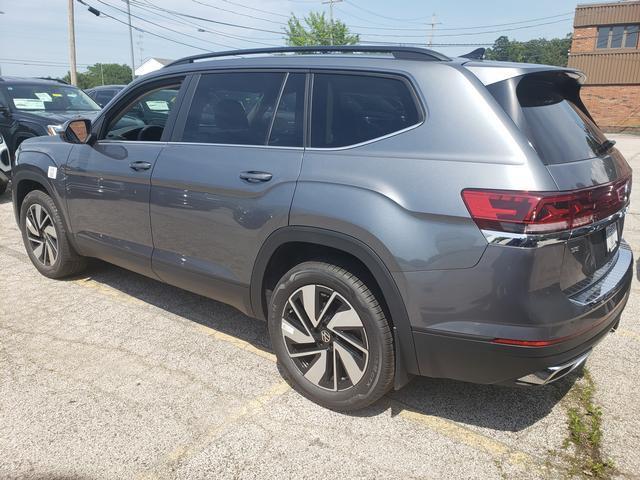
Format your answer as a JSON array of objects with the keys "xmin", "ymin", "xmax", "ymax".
[{"xmin": 250, "ymin": 226, "xmax": 419, "ymax": 386}]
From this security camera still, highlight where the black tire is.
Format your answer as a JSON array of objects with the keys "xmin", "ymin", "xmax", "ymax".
[
  {"xmin": 0, "ymin": 178, "xmax": 7, "ymax": 196},
  {"xmin": 268, "ymin": 261, "xmax": 394, "ymax": 411},
  {"xmin": 20, "ymin": 190, "xmax": 87, "ymax": 278}
]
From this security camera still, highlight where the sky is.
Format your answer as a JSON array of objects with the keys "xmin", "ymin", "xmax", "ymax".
[{"xmin": 0, "ymin": 0, "xmax": 600, "ymax": 78}]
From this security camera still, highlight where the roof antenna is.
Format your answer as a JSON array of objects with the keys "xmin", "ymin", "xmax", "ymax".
[{"xmin": 461, "ymin": 48, "xmax": 486, "ymax": 60}]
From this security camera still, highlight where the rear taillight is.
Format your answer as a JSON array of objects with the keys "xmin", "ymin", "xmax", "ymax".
[{"xmin": 462, "ymin": 177, "xmax": 631, "ymax": 234}]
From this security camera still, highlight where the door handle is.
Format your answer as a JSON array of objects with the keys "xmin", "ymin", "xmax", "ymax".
[
  {"xmin": 130, "ymin": 161, "xmax": 152, "ymax": 171},
  {"xmin": 239, "ymin": 171, "xmax": 273, "ymax": 183}
]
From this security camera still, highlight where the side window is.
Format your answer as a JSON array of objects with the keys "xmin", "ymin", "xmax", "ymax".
[
  {"xmin": 311, "ymin": 73, "xmax": 421, "ymax": 148},
  {"xmin": 268, "ymin": 73, "xmax": 305, "ymax": 147},
  {"xmin": 104, "ymin": 83, "xmax": 182, "ymax": 142},
  {"xmin": 181, "ymin": 72, "xmax": 285, "ymax": 145}
]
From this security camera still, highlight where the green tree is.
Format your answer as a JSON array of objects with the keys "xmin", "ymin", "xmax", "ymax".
[
  {"xmin": 484, "ymin": 34, "xmax": 572, "ymax": 66},
  {"xmin": 285, "ymin": 12, "xmax": 359, "ymax": 46},
  {"xmin": 63, "ymin": 63, "xmax": 133, "ymax": 89}
]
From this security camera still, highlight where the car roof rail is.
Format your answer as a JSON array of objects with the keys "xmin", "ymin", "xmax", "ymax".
[{"xmin": 165, "ymin": 45, "xmax": 451, "ymax": 68}]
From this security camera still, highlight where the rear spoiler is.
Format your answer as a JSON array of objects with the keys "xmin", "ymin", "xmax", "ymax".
[{"xmin": 463, "ymin": 62, "xmax": 586, "ymax": 86}]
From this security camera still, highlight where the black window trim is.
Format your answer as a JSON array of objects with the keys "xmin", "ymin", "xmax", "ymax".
[
  {"xmin": 96, "ymin": 74, "xmax": 190, "ymax": 143},
  {"xmin": 169, "ymin": 68, "xmax": 310, "ymax": 150},
  {"xmin": 307, "ymin": 69, "xmax": 426, "ymax": 151}
]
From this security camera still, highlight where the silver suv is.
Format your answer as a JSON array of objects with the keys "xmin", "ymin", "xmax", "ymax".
[{"xmin": 11, "ymin": 47, "xmax": 633, "ymax": 411}]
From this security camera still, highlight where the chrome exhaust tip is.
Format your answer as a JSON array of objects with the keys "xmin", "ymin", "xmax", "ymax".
[{"xmin": 516, "ymin": 350, "xmax": 591, "ymax": 386}]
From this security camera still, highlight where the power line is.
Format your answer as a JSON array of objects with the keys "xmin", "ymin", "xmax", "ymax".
[
  {"xmin": 129, "ymin": 0, "xmax": 279, "ymax": 45},
  {"xmin": 79, "ymin": 0, "xmax": 214, "ymax": 52},
  {"xmin": 191, "ymin": 0, "xmax": 289, "ymax": 25},
  {"xmin": 95, "ymin": 0, "xmax": 239, "ymax": 49}
]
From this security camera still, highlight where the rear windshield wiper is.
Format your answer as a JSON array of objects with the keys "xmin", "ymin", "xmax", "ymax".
[{"xmin": 596, "ymin": 139, "xmax": 616, "ymax": 155}]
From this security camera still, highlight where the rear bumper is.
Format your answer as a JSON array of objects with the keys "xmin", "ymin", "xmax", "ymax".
[{"xmin": 409, "ymin": 242, "xmax": 632, "ymax": 385}]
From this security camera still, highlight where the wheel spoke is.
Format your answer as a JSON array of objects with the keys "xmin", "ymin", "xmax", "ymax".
[
  {"xmin": 300, "ymin": 285, "xmax": 319, "ymax": 328},
  {"xmin": 304, "ymin": 349, "xmax": 328, "ymax": 385},
  {"xmin": 25, "ymin": 216, "xmax": 39, "ymax": 237},
  {"xmin": 327, "ymin": 308, "xmax": 362, "ymax": 330},
  {"xmin": 288, "ymin": 300, "xmax": 314, "ymax": 338},
  {"xmin": 46, "ymin": 237, "xmax": 58, "ymax": 262},
  {"xmin": 335, "ymin": 341, "xmax": 366, "ymax": 386},
  {"xmin": 44, "ymin": 225, "xmax": 57, "ymax": 239},
  {"xmin": 289, "ymin": 348, "xmax": 327, "ymax": 358},
  {"xmin": 33, "ymin": 243, "xmax": 44, "ymax": 261},
  {"xmin": 333, "ymin": 330, "xmax": 368, "ymax": 354},
  {"xmin": 281, "ymin": 319, "xmax": 314, "ymax": 344},
  {"xmin": 34, "ymin": 204, "xmax": 44, "ymax": 228}
]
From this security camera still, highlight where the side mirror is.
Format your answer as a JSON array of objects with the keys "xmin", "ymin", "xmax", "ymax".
[{"xmin": 62, "ymin": 119, "xmax": 93, "ymax": 145}]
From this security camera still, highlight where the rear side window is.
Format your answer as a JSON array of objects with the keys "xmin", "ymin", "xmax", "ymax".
[
  {"xmin": 181, "ymin": 72, "xmax": 285, "ymax": 145},
  {"xmin": 516, "ymin": 76, "xmax": 608, "ymax": 165},
  {"xmin": 311, "ymin": 73, "xmax": 420, "ymax": 148}
]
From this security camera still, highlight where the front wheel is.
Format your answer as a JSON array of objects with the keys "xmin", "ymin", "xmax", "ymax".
[
  {"xmin": 268, "ymin": 261, "xmax": 395, "ymax": 411},
  {"xmin": 20, "ymin": 190, "xmax": 87, "ymax": 278}
]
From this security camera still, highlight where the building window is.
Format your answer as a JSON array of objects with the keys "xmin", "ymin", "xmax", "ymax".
[{"xmin": 596, "ymin": 25, "xmax": 640, "ymax": 49}]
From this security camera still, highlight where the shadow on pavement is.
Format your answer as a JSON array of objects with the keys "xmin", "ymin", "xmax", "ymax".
[{"xmin": 76, "ymin": 259, "xmax": 575, "ymax": 433}]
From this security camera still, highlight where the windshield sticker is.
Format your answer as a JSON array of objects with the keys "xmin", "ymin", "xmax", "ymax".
[
  {"xmin": 13, "ymin": 98, "xmax": 45, "ymax": 110},
  {"xmin": 52, "ymin": 93, "xmax": 63, "ymax": 97},
  {"xmin": 35, "ymin": 92, "xmax": 53, "ymax": 102},
  {"xmin": 146, "ymin": 100, "xmax": 169, "ymax": 111},
  {"xmin": 67, "ymin": 93, "xmax": 78, "ymax": 97}
]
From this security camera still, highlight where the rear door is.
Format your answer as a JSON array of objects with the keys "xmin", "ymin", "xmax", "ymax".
[
  {"xmin": 149, "ymin": 71, "xmax": 307, "ymax": 310},
  {"xmin": 65, "ymin": 76, "xmax": 186, "ymax": 277}
]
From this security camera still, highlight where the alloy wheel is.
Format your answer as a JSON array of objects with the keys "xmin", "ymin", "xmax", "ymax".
[
  {"xmin": 281, "ymin": 284, "xmax": 369, "ymax": 391},
  {"xmin": 25, "ymin": 204, "xmax": 58, "ymax": 266}
]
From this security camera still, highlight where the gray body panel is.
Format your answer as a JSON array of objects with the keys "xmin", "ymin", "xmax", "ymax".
[{"xmin": 11, "ymin": 51, "xmax": 634, "ymax": 386}]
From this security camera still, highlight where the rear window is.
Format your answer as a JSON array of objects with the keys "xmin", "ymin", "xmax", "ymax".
[
  {"xmin": 311, "ymin": 73, "xmax": 421, "ymax": 148},
  {"xmin": 516, "ymin": 76, "xmax": 608, "ymax": 165}
]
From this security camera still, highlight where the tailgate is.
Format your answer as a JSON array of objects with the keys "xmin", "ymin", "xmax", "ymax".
[{"xmin": 483, "ymin": 69, "xmax": 633, "ymax": 295}]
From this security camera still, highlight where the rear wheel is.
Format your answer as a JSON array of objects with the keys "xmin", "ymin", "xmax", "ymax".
[
  {"xmin": 268, "ymin": 261, "xmax": 394, "ymax": 411},
  {"xmin": 20, "ymin": 190, "xmax": 87, "ymax": 278}
]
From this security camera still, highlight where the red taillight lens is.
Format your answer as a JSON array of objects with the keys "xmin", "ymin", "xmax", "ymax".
[{"xmin": 462, "ymin": 177, "xmax": 631, "ymax": 234}]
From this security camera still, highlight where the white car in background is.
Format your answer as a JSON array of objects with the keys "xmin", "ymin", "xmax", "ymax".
[{"xmin": 0, "ymin": 133, "xmax": 9, "ymax": 195}]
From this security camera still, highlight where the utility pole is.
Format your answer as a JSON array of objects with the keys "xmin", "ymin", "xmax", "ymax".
[
  {"xmin": 67, "ymin": 0, "xmax": 78, "ymax": 86},
  {"xmin": 322, "ymin": 0, "xmax": 342, "ymax": 46},
  {"xmin": 427, "ymin": 13, "xmax": 441, "ymax": 47},
  {"xmin": 126, "ymin": 0, "xmax": 136, "ymax": 81}
]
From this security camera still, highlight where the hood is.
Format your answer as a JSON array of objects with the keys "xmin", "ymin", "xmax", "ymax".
[{"xmin": 13, "ymin": 110, "xmax": 100, "ymax": 126}]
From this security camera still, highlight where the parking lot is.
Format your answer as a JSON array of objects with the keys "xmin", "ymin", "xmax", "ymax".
[{"xmin": 0, "ymin": 135, "xmax": 638, "ymax": 480}]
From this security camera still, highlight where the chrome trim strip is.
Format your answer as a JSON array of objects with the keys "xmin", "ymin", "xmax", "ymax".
[{"xmin": 482, "ymin": 207, "xmax": 628, "ymax": 248}]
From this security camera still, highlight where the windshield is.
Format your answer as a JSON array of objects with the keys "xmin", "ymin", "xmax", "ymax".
[{"xmin": 5, "ymin": 84, "xmax": 100, "ymax": 112}]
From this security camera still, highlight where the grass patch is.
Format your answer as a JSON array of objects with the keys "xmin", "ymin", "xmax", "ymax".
[{"xmin": 563, "ymin": 369, "xmax": 615, "ymax": 478}]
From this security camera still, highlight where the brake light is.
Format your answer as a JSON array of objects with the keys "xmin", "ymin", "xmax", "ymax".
[{"xmin": 461, "ymin": 177, "xmax": 630, "ymax": 234}]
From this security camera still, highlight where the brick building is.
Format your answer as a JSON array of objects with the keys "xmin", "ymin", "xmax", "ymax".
[{"xmin": 568, "ymin": 1, "xmax": 640, "ymax": 133}]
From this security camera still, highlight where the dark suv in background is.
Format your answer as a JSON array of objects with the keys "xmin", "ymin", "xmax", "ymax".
[
  {"xmin": 11, "ymin": 46, "xmax": 633, "ymax": 411},
  {"xmin": 0, "ymin": 77, "xmax": 101, "ymax": 164},
  {"xmin": 85, "ymin": 84, "xmax": 126, "ymax": 108}
]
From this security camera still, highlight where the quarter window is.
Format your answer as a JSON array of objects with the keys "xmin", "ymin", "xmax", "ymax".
[
  {"xmin": 310, "ymin": 73, "xmax": 420, "ymax": 148},
  {"xmin": 596, "ymin": 25, "xmax": 639, "ymax": 49},
  {"xmin": 181, "ymin": 72, "xmax": 285, "ymax": 145}
]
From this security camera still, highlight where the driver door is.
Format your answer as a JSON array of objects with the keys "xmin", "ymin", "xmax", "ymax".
[{"xmin": 65, "ymin": 77, "xmax": 186, "ymax": 277}]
